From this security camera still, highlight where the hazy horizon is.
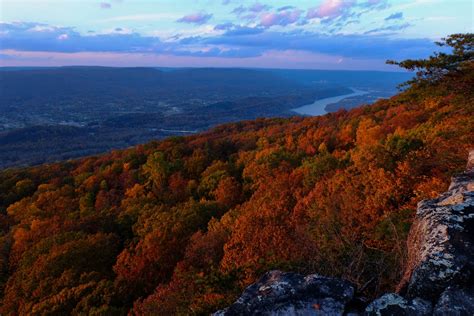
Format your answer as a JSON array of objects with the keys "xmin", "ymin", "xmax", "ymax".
[{"xmin": 0, "ymin": 65, "xmax": 410, "ymax": 72}]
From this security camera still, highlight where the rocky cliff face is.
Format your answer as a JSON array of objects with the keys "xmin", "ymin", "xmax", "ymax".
[
  {"xmin": 215, "ymin": 151, "xmax": 474, "ymax": 315},
  {"xmin": 397, "ymin": 150, "xmax": 474, "ymax": 301}
]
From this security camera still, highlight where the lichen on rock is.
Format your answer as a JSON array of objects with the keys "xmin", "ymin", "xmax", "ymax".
[
  {"xmin": 398, "ymin": 150, "xmax": 474, "ymax": 300},
  {"xmin": 214, "ymin": 270, "xmax": 356, "ymax": 315},
  {"xmin": 365, "ymin": 293, "xmax": 432, "ymax": 316},
  {"xmin": 433, "ymin": 286, "xmax": 474, "ymax": 315}
]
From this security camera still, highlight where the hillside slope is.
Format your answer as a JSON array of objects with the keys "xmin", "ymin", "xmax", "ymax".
[
  {"xmin": 215, "ymin": 150, "xmax": 474, "ymax": 315},
  {"xmin": 0, "ymin": 37, "xmax": 472, "ymax": 315}
]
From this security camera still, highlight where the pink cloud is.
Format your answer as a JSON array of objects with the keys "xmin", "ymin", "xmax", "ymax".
[
  {"xmin": 307, "ymin": 0, "xmax": 356, "ymax": 19},
  {"xmin": 260, "ymin": 9, "xmax": 302, "ymax": 27},
  {"xmin": 177, "ymin": 12, "xmax": 212, "ymax": 25}
]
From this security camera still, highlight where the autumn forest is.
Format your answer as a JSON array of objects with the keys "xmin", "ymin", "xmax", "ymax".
[{"xmin": 0, "ymin": 34, "xmax": 473, "ymax": 315}]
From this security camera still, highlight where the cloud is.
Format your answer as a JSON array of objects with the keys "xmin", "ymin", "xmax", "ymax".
[
  {"xmin": 100, "ymin": 2, "xmax": 111, "ymax": 9},
  {"xmin": 306, "ymin": 0, "xmax": 389, "ymax": 23},
  {"xmin": 365, "ymin": 23, "xmax": 412, "ymax": 34},
  {"xmin": 173, "ymin": 46, "xmax": 262, "ymax": 58},
  {"xmin": 231, "ymin": 2, "xmax": 271, "ymax": 16},
  {"xmin": 248, "ymin": 2, "xmax": 271, "ymax": 13},
  {"xmin": 307, "ymin": 0, "xmax": 356, "ymax": 19},
  {"xmin": 0, "ymin": 21, "xmax": 257, "ymax": 59},
  {"xmin": 214, "ymin": 22, "xmax": 234, "ymax": 31},
  {"xmin": 260, "ymin": 9, "xmax": 302, "ymax": 27},
  {"xmin": 177, "ymin": 12, "xmax": 213, "ymax": 25},
  {"xmin": 200, "ymin": 29, "xmax": 434, "ymax": 60},
  {"xmin": 0, "ymin": 22, "xmax": 162, "ymax": 53},
  {"xmin": 231, "ymin": 6, "xmax": 246, "ymax": 15},
  {"xmin": 385, "ymin": 12, "xmax": 403, "ymax": 20},
  {"xmin": 0, "ymin": 21, "xmax": 435, "ymax": 64},
  {"xmin": 0, "ymin": 49, "xmax": 403, "ymax": 70},
  {"xmin": 57, "ymin": 34, "xmax": 69, "ymax": 40},
  {"xmin": 278, "ymin": 6, "xmax": 296, "ymax": 12},
  {"xmin": 360, "ymin": 0, "xmax": 389, "ymax": 9},
  {"xmin": 0, "ymin": 53, "xmax": 14, "ymax": 60},
  {"xmin": 214, "ymin": 23, "xmax": 265, "ymax": 36},
  {"xmin": 230, "ymin": 3, "xmax": 301, "ymax": 27}
]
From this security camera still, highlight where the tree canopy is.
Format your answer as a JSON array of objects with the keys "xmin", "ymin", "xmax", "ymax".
[{"xmin": 387, "ymin": 33, "xmax": 474, "ymax": 86}]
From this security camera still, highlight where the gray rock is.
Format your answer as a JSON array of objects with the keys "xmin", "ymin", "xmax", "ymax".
[
  {"xmin": 213, "ymin": 270, "xmax": 356, "ymax": 315},
  {"xmin": 364, "ymin": 293, "xmax": 432, "ymax": 315},
  {"xmin": 398, "ymin": 150, "xmax": 474, "ymax": 300},
  {"xmin": 433, "ymin": 287, "xmax": 474, "ymax": 316}
]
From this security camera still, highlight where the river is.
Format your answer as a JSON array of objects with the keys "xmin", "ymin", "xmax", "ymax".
[{"xmin": 292, "ymin": 88, "xmax": 369, "ymax": 116}]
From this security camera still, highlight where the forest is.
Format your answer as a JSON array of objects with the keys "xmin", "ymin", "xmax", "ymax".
[{"xmin": 0, "ymin": 34, "xmax": 472, "ymax": 315}]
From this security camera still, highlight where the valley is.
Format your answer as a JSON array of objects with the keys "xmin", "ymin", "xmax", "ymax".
[{"xmin": 0, "ymin": 67, "xmax": 410, "ymax": 168}]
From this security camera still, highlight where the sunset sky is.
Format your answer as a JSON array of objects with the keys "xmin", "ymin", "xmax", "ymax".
[{"xmin": 1, "ymin": 0, "xmax": 472, "ymax": 70}]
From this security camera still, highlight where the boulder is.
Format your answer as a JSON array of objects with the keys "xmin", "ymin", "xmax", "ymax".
[
  {"xmin": 364, "ymin": 293, "xmax": 432, "ymax": 315},
  {"xmin": 214, "ymin": 270, "xmax": 356, "ymax": 316},
  {"xmin": 433, "ymin": 286, "xmax": 474, "ymax": 316}
]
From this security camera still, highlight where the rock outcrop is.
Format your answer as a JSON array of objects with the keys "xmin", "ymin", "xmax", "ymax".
[
  {"xmin": 215, "ymin": 150, "xmax": 474, "ymax": 315},
  {"xmin": 397, "ymin": 150, "xmax": 474, "ymax": 300},
  {"xmin": 214, "ymin": 271, "xmax": 357, "ymax": 315},
  {"xmin": 433, "ymin": 287, "xmax": 474, "ymax": 315},
  {"xmin": 365, "ymin": 293, "xmax": 432, "ymax": 316}
]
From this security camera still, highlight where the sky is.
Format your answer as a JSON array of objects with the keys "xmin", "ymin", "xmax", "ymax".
[{"xmin": 0, "ymin": 0, "xmax": 472, "ymax": 70}]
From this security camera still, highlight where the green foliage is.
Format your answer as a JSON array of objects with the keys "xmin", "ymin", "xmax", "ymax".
[
  {"xmin": 0, "ymin": 34, "xmax": 472, "ymax": 315},
  {"xmin": 143, "ymin": 152, "xmax": 170, "ymax": 192},
  {"xmin": 197, "ymin": 161, "xmax": 230, "ymax": 198},
  {"xmin": 387, "ymin": 33, "xmax": 474, "ymax": 86},
  {"xmin": 301, "ymin": 151, "xmax": 342, "ymax": 188}
]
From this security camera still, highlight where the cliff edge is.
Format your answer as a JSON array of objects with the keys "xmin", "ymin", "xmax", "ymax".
[{"xmin": 215, "ymin": 150, "xmax": 474, "ymax": 315}]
